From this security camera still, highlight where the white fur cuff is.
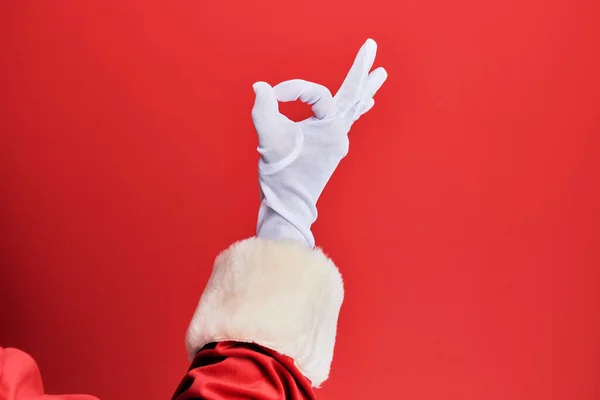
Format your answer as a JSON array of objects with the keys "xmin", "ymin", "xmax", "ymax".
[{"xmin": 185, "ymin": 237, "xmax": 344, "ymax": 387}]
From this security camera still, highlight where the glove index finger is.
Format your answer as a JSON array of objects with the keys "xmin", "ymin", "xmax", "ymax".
[
  {"xmin": 273, "ymin": 79, "xmax": 337, "ymax": 119},
  {"xmin": 334, "ymin": 39, "xmax": 378, "ymax": 111}
]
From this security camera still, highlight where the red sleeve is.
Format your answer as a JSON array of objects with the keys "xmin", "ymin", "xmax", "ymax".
[
  {"xmin": 172, "ymin": 342, "xmax": 316, "ymax": 400},
  {"xmin": 0, "ymin": 347, "xmax": 98, "ymax": 400}
]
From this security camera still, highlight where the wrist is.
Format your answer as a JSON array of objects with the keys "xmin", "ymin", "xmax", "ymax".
[{"xmin": 257, "ymin": 203, "xmax": 314, "ymax": 248}]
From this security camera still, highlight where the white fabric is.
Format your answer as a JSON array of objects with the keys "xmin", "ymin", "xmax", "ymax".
[
  {"xmin": 252, "ymin": 39, "xmax": 388, "ymax": 248},
  {"xmin": 185, "ymin": 237, "xmax": 344, "ymax": 388}
]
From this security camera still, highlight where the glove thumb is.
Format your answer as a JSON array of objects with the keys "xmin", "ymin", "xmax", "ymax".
[
  {"xmin": 252, "ymin": 82, "xmax": 279, "ymax": 121},
  {"xmin": 252, "ymin": 81, "xmax": 298, "ymax": 168}
]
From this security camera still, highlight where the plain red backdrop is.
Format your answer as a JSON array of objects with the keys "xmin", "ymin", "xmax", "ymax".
[{"xmin": 1, "ymin": 1, "xmax": 599, "ymax": 399}]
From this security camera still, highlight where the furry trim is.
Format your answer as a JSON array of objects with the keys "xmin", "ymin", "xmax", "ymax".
[{"xmin": 185, "ymin": 237, "xmax": 344, "ymax": 387}]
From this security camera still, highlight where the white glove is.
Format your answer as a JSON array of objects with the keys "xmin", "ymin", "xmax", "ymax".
[{"xmin": 252, "ymin": 38, "xmax": 387, "ymax": 248}]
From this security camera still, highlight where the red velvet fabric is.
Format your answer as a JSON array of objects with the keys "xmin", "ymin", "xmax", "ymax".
[
  {"xmin": 0, "ymin": 342, "xmax": 314, "ymax": 400},
  {"xmin": 0, "ymin": 347, "xmax": 98, "ymax": 400},
  {"xmin": 173, "ymin": 342, "xmax": 316, "ymax": 400}
]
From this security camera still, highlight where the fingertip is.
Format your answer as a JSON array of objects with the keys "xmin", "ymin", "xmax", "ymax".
[
  {"xmin": 372, "ymin": 67, "xmax": 388, "ymax": 82},
  {"xmin": 363, "ymin": 97, "xmax": 376, "ymax": 114},
  {"xmin": 253, "ymin": 81, "xmax": 272, "ymax": 94},
  {"xmin": 314, "ymin": 102, "xmax": 338, "ymax": 120},
  {"xmin": 365, "ymin": 38, "xmax": 378, "ymax": 51},
  {"xmin": 252, "ymin": 81, "xmax": 279, "ymax": 117}
]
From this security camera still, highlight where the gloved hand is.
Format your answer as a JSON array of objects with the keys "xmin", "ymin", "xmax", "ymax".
[{"xmin": 252, "ymin": 38, "xmax": 387, "ymax": 248}]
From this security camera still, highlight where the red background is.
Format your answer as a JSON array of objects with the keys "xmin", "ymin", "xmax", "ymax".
[{"xmin": 1, "ymin": 1, "xmax": 599, "ymax": 399}]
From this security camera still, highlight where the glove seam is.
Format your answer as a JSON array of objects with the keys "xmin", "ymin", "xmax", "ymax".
[{"xmin": 258, "ymin": 128, "xmax": 304, "ymax": 176}]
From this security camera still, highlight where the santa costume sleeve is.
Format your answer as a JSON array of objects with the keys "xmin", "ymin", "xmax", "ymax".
[{"xmin": 172, "ymin": 238, "xmax": 344, "ymax": 399}]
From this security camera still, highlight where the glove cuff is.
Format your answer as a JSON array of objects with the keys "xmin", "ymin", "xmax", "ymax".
[{"xmin": 257, "ymin": 201, "xmax": 314, "ymax": 247}]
